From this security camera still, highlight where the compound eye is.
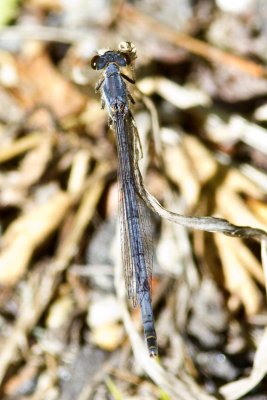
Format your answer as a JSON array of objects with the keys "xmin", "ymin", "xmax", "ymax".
[
  {"xmin": 124, "ymin": 53, "xmax": 131, "ymax": 65},
  {"xmin": 91, "ymin": 55, "xmax": 100, "ymax": 70},
  {"xmin": 117, "ymin": 52, "xmax": 131, "ymax": 66}
]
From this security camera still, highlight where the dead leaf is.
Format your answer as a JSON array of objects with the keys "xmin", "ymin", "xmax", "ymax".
[{"xmin": 16, "ymin": 50, "xmax": 87, "ymax": 117}]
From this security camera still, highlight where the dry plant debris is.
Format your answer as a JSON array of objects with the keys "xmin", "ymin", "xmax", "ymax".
[{"xmin": 0, "ymin": 1, "xmax": 267, "ymax": 399}]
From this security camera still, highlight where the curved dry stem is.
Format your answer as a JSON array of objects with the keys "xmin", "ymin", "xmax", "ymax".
[{"xmin": 135, "ymin": 167, "xmax": 267, "ymax": 243}]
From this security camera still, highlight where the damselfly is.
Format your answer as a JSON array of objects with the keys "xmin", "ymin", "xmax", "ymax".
[{"xmin": 91, "ymin": 42, "xmax": 157, "ymax": 357}]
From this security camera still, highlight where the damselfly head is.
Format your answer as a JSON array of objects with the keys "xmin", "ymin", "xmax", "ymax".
[{"xmin": 91, "ymin": 50, "xmax": 132, "ymax": 71}]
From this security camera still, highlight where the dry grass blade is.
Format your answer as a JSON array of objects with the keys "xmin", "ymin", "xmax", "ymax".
[
  {"xmin": 56, "ymin": 162, "xmax": 109, "ymax": 263},
  {"xmin": 0, "ymin": 132, "xmax": 43, "ymax": 163},
  {"xmin": 215, "ymin": 234, "xmax": 262, "ymax": 316},
  {"xmin": 67, "ymin": 150, "xmax": 91, "ymax": 195},
  {"xmin": 205, "ymin": 114, "xmax": 267, "ymax": 155},
  {"xmin": 162, "ymin": 134, "xmax": 217, "ymax": 210},
  {"xmin": 224, "ymin": 237, "xmax": 265, "ymax": 286},
  {"xmin": 138, "ymin": 77, "xmax": 211, "ymax": 109},
  {"xmin": 216, "ymin": 190, "xmax": 266, "ymax": 229}
]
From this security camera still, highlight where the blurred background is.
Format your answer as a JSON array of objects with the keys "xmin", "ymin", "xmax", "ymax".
[{"xmin": 0, "ymin": 0, "xmax": 267, "ymax": 399}]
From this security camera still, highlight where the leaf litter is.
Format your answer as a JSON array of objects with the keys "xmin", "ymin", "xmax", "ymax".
[{"xmin": 0, "ymin": 1, "xmax": 267, "ymax": 399}]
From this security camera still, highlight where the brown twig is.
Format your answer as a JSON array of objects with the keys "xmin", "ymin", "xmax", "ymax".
[{"xmin": 119, "ymin": 4, "xmax": 267, "ymax": 79}]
